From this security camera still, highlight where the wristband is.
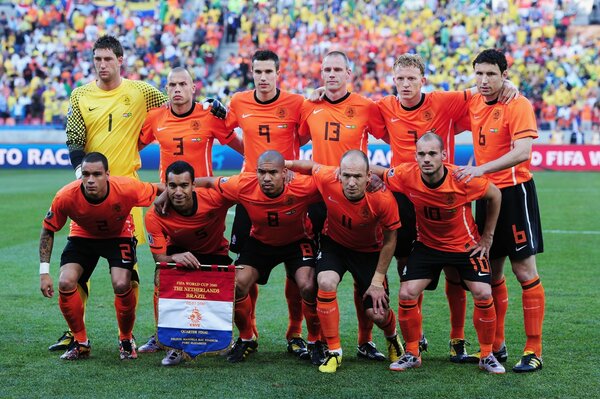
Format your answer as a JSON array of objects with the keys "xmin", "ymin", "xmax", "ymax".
[
  {"xmin": 371, "ymin": 271, "xmax": 385, "ymax": 288},
  {"xmin": 40, "ymin": 262, "xmax": 50, "ymax": 275}
]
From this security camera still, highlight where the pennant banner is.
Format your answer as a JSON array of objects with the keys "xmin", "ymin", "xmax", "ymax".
[{"xmin": 157, "ymin": 265, "xmax": 235, "ymax": 358}]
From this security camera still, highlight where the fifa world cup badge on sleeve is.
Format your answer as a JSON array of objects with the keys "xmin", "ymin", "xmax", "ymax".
[{"xmin": 157, "ymin": 265, "xmax": 236, "ymax": 358}]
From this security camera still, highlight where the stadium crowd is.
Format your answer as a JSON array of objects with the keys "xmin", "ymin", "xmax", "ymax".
[{"xmin": 0, "ymin": 0, "xmax": 599, "ymax": 142}]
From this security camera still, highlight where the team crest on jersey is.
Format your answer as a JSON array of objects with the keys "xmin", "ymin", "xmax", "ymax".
[
  {"xmin": 345, "ymin": 106, "xmax": 355, "ymax": 118},
  {"xmin": 360, "ymin": 205, "xmax": 371, "ymax": 219},
  {"xmin": 284, "ymin": 195, "xmax": 295, "ymax": 205},
  {"xmin": 492, "ymin": 108, "xmax": 502, "ymax": 120},
  {"xmin": 187, "ymin": 307, "xmax": 202, "ymax": 327},
  {"xmin": 276, "ymin": 107, "xmax": 287, "ymax": 119},
  {"xmin": 122, "ymin": 95, "xmax": 132, "ymax": 106},
  {"xmin": 45, "ymin": 210, "xmax": 54, "ymax": 219},
  {"xmin": 113, "ymin": 204, "xmax": 122, "ymax": 213},
  {"xmin": 444, "ymin": 193, "xmax": 456, "ymax": 206},
  {"xmin": 191, "ymin": 121, "xmax": 201, "ymax": 131},
  {"xmin": 422, "ymin": 110, "xmax": 433, "ymax": 121}
]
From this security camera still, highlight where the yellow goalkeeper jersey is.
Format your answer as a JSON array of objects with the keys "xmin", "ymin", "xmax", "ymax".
[{"xmin": 65, "ymin": 79, "xmax": 167, "ymax": 178}]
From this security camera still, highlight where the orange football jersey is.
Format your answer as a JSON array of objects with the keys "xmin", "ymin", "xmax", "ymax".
[
  {"xmin": 377, "ymin": 91, "xmax": 471, "ymax": 165},
  {"xmin": 226, "ymin": 89, "xmax": 304, "ymax": 172},
  {"xmin": 140, "ymin": 102, "xmax": 236, "ymax": 181},
  {"xmin": 469, "ymin": 95, "xmax": 538, "ymax": 188},
  {"xmin": 384, "ymin": 163, "xmax": 489, "ymax": 252},
  {"xmin": 299, "ymin": 93, "xmax": 386, "ymax": 166},
  {"xmin": 43, "ymin": 176, "xmax": 157, "ymax": 239},
  {"xmin": 312, "ymin": 165, "xmax": 400, "ymax": 252},
  {"xmin": 145, "ymin": 188, "xmax": 231, "ymax": 256},
  {"xmin": 215, "ymin": 173, "xmax": 321, "ymax": 246}
]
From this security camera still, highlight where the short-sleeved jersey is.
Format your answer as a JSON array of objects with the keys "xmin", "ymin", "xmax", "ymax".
[
  {"xmin": 377, "ymin": 91, "xmax": 471, "ymax": 165},
  {"xmin": 66, "ymin": 79, "xmax": 167, "ymax": 178},
  {"xmin": 144, "ymin": 188, "xmax": 231, "ymax": 256},
  {"xmin": 215, "ymin": 173, "xmax": 321, "ymax": 246},
  {"xmin": 384, "ymin": 163, "xmax": 489, "ymax": 252},
  {"xmin": 299, "ymin": 93, "xmax": 386, "ymax": 166},
  {"xmin": 140, "ymin": 102, "xmax": 236, "ymax": 182},
  {"xmin": 43, "ymin": 176, "xmax": 157, "ymax": 239},
  {"xmin": 226, "ymin": 89, "xmax": 304, "ymax": 172},
  {"xmin": 312, "ymin": 165, "xmax": 401, "ymax": 252},
  {"xmin": 469, "ymin": 95, "xmax": 538, "ymax": 188}
]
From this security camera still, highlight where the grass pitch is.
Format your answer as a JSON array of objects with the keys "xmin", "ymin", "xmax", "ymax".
[{"xmin": 0, "ymin": 169, "xmax": 599, "ymax": 398}]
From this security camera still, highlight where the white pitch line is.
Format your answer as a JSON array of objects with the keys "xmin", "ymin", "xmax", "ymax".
[{"xmin": 545, "ymin": 229, "xmax": 600, "ymax": 235}]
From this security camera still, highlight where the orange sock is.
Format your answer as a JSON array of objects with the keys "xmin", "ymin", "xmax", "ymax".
[
  {"xmin": 473, "ymin": 298, "xmax": 496, "ymax": 358},
  {"xmin": 354, "ymin": 282, "xmax": 373, "ymax": 345},
  {"xmin": 398, "ymin": 298, "xmax": 421, "ymax": 355},
  {"xmin": 153, "ymin": 285, "xmax": 159, "ymax": 326},
  {"xmin": 59, "ymin": 287, "xmax": 87, "ymax": 343},
  {"xmin": 302, "ymin": 299, "xmax": 321, "ymax": 343},
  {"xmin": 285, "ymin": 277, "xmax": 304, "ymax": 340},
  {"xmin": 492, "ymin": 277, "xmax": 508, "ymax": 350},
  {"xmin": 376, "ymin": 309, "xmax": 397, "ymax": 337},
  {"xmin": 234, "ymin": 294, "xmax": 254, "ymax": 340},
  {"xmin": 417, "ymin": 291, "xmax": 424, "ymax": 337},
  {"xmin": 115, "ymin": 287, "xmax": 136, "ymax": 340},
  {"xmin": 249, "ymin": 283, "xmax": 259, "ymax": 338},
  {"xmin": 445, "ymin": 279, "xmax": 467, "ymax": 339},
  {"xmin": 521, "ymin": 277, "xmax": 545, "ymax": 355},
  {"xmin": 317, "ymin": 289, "xmax": 341, "ymax": 351}
]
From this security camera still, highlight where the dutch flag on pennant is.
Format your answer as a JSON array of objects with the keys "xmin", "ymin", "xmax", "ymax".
[{"xmin": 157, "ymin": 264, "xmax": 236, "ymax": 358}]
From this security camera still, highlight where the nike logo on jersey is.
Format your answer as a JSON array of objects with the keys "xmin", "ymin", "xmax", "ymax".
[
  {"xmin": 409, "ymin": 193, "xmax": 422, "ymax": 199},
  {"xmin": 390, "ymin": 118, "xmax": 401, "ymax": 123},
  {"xmin": 241, "ymin": 113, "xmax": 254, "ymax": 118},
  {"xmin": 327, "ymin": 195, "xmax": 338, "ymax": 203},
  {"xmin": 88, "ymin": 107, "xmax": 99, "ymax": 111},
  {"xmin": 478, "ymin": 272, "xmax": 490, "ymax": 277},
  {"xmin": 157, "ymin": 127, "xmax": 167, "ymax": 132},
  {"xmin": 515, "ymin": 245, "xmax": 527, "ymax": 251},
  {"xmin": 302, "ymin": 257, "xmax": 314, "ymax": 261},
  {"xmin": 313, "ymin": 109, "xmax": 324, "ymax": 115}
]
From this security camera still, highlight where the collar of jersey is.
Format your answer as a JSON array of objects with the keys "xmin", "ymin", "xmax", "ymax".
[
  {"xmin": 421, "ymin": 166, "xmax": 448, "ymax": 189},
  {"xmin": 171, "ymin": 102, "xmax": 196, "ymax": 118},
  {"xmin": 399, "ymin": 93, "xmax": 425, "ymax": 111},
  {"xmin": 254, "ymin": 89, "xmax": 281, "ymax": 105},
  {"xmin": 324, "ymin": 92, "xmax": 351, "ymax": 105}
]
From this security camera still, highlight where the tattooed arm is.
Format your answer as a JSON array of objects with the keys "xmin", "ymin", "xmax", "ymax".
[{"xmin": 39, "ymin": 227, "xmax": 55, "ymax": 298}]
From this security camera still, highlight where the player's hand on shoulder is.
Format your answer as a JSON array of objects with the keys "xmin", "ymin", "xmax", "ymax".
[
  {"xmin": 203, "ymin": 98, "xmax": 227, "ymax": 119},
  {"xmin": 153, "ymin": 190, "xmax": 170, "ymax": 216},
  {"xmin": 498, "ymin": 80, "xmax": 519, "ymax": 104},
  {"xmin": 366, "ymin": 174, "xmax": 385, "ymax": 193},
  {"xmin": 453, "ymin": 165, "xmax": 482, "ymax": 183},
  {"xmin": 40, "ymin": 274, "xmax": 54, "ymax": 298},
  {"xmin": 283, "ymin": 169, "xmax": 295, "ymax": 184},
  {"xmin": 307, "ymin": 86, "xmax": 325, "ymax": 102}
]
